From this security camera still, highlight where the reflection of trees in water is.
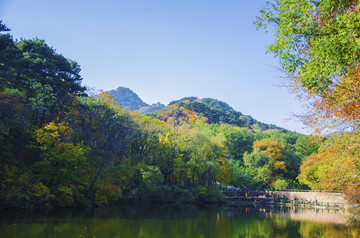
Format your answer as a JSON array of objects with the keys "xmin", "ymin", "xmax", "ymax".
[
  {"xmin": 0, "ymin": 204, "xmax": 359, "ymax": 238},
  {"xmin": 298, "ymin": 222, "xmax": 359, "ymax": 238}
]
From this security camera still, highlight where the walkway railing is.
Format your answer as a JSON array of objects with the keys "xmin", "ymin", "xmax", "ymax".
[
  {"xmin": 268, "ymin": 189, "xmax": 341, "ymax": 193},
  {"xmin": 216, "ymin": 184, "xmax": 341, "ymax": 194}
]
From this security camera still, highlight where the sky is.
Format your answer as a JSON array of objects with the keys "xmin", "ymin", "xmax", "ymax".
[{"xmin": 0, "ymin": 0, "xmax": 309, "ymax": 134}]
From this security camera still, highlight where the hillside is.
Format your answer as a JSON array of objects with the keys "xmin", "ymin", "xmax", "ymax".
[
  {"xmin": 108, "ymin": 86, "xmax": 165, "ymax": 112},
  {"xmin": 138, "ymin": 102, "xmax": 165, "ymax": 114},
  {"xmin": 151, "ymin": 97, "xmax": 283, "ymax": 131},
  {"xmin": 107, "ymin": 87, "xmax": 285, "ymax": 131},
  {"xmin": 108, "ymin": 87, "xmax": 149, "ymax": 110}
]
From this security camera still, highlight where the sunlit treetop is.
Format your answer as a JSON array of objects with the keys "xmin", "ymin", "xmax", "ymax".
[{"xmin": 255, "ymin": 0, "xmax": 360, "ymax": 93}]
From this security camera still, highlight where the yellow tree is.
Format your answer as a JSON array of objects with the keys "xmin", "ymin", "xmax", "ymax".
[
  {"xmin": 34, "ymin": 121, "xmax": 90, "ymax": 206},
  {"xmin": 253, "ymin": 139, "xmax": 287, "ymax": 175},
  {"xmin": 298, "ymin": 132, "xmax": 360, "ymax": 202}
]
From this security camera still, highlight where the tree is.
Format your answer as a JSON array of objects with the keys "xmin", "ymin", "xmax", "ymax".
[
  {"xmin": 256, "ymin": 0, "xmax": 360, "ymax": 93},
  {"xmin": 34, "ymin": 122, "xmax": 90, "ymax": 206},
  {"xmin": 0, "ymin": 34, "xmax": 85, "ymax": 99},
  {"xmin": 222, "ymin": 125, "xmax": 254, "ymax": 162},
  {"xmin": 243, "ymin": 150, "xmax": 273, "ymax": 187},
  {"xmin": 256, "ymin": 1, "xmax": 360, "ymax": 131},
  {"xmin": 0, "ymin": 92, "xmax": 28, "ymax": 162},
  {"xmin": 295, "ymin": 135, "xmax": 320, "ymax": 157},
  {"xmin": 1, "ymin": 22, "xmax": 86, "ymax": 126},
  {"xmin": 0, "ymin": 22, "xmax": 22, "ymax": 91},
  {"xmin": 229, "ymin": 159, "xmax": 262, "ymax": 189},
  {"xmin": 187, "ymin": 126, "xmax": 231, "ymax": 186},
  {"xmin": 16, "ymin": 39, "xmax": 85, "ymax": 96},
  {"xmin": 298, "ymin": 132, "xmax": 360, "ymax": 202},
  {"xmin": 256, "ymin": 0, "xmax": 360, "ymax": 198},
  {"xmin": 244, "ymin": 138, "xmax": 303, "ymax": 187},
  {"xmin": 253, "ymin": 139, "xmax": 286, "ymax": 175},
  {"xmin": 301, "ymin": 66, "xmax": 360, "ymax": 131},
  {"xmin": 76, "ymin": 97, "xmax": 135, "ymax": 200}
]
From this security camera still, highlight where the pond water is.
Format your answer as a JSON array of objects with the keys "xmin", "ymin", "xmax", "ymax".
[{"xmin": 0, "ymin": 204, "xmax": 359, "ymax": 238}]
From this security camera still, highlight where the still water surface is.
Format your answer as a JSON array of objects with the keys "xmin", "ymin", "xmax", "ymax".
[{"xmin": 0, "ymin": 204, "xmax": 359, "ymax": 238}]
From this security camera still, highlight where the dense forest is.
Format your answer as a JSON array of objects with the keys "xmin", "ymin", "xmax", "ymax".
[{"xmin": 0, "ymin": 19, "xmax": 336, "ymax": 210}]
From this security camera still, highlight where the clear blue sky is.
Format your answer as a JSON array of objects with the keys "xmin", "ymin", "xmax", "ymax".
[{"xmin": 0, "ymin": 0, "xmax": 309, "ymax": 134}]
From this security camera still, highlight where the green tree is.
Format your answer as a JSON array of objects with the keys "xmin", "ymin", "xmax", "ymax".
[
  {"xmin": 0, "ymin": 21, "xmax": 22, "ymax": 91},
  {"xmin": 188, "ymin": 126, "xmax": 231, "ymax": 186},
  {"xmin": 243, "ymin": 150, "xmax": 273, "ymax": 187},
  {"xmin": 295, "ymin": 135, "xmax": 320, "ymax": 157},
  {"xmin": 222, "ymin": 125, "xmax": 254, "ymax": 162},
  {"xmin": 76, "ymin": 97, "xmax": 135, "ymax": 200},
  {"xmin": 229, "ymin": 159, "xmax": 262, "ymax": 189},
  {"xmin": 256, "ymin": 0, "xmax": 360, "ymax": 93},
  {"xmin": 16, "ymin": 39, "xmax": 85, "ymax": 96}
]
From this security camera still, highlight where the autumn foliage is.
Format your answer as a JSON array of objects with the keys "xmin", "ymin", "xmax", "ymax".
[
  {"xmin": 257, "ymin": 0, "xmax": 360, "ymax": 201},
  {"xmin": 0, "ymin": 21, "xmax": 310, "ymax": 209}
]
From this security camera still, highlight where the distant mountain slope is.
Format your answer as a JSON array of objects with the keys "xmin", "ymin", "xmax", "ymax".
[
  {"xmin": 108, "ymin": 86, "xmax": 165, "ymax": 113},
  {"xmin": 108, "ymin": 87, "xmax": 149, "ymax": 111},
  {"xmin": 152, "ymin": 97, "xmax": 283, "ymax": 131},
  {"xmin": 108, "ymin": 87, "xmax": 284, "ymax": 131},
  {"xmin": 138, "ymin": 102, "xmax": 165, "ymax": 114}
]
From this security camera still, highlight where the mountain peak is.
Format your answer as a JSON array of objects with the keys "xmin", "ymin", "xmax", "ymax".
[
  {"xmin": 108, "ymin": 86, "xmax": 149, "ymax": 111},
  {"xmin": 108, "ymin": 86, "xmax": 165, "ymax": 113}
]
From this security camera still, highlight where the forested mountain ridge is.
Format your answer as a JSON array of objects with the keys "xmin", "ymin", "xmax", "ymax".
[
  {"xmin": 108, "ymin": 87, "xmax": 283, "ymax": 132},
  {"xmin": 151, "ymin": 97, "xmax": 283, "ymax": 131}
]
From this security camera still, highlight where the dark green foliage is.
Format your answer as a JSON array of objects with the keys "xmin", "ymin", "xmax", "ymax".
[
  {"xmin": 0, "ymin": 28, "xmax": 22, "ymax": 91},
  {"xmin": 222, "ymin": 125, "xmax": 255, "ymax": 162},
  {"xmin": 0, "ymin": 21, "xmax": 10, "ymax": 32},
  {"xmin": 0, "ymin": 92, "xmax": 29, "ymax": 162},
  {"xmin": 1, "ymin": 28, "xmax": 86, "ymax": 126},
  {"xmin": 195, "ymin": 185, "xmax": 225, "ymax": 203},
  {"xmin": 139, "ymin": 184, "xmax": 197, "ymax": 203},
  {"xmin": 2, "ymin": 38, "xmax": 85, "ymax": 98}
]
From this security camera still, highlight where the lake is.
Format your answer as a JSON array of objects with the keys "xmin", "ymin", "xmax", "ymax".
[{"xmin": 0, "ymin": 203, "xmax": 359, "ymax": 238}]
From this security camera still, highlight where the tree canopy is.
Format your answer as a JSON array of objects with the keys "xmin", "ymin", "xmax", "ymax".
[
  {"xmin": 256, "ymin": 0, "xmax": 360, "ymax": 93},
  {"xmin": 0, "ymin": 20, "xmax": 311, "ymax": 209},
  {"xmin": 257, "ymin": 0, "xmax": 360, "ymax": 202}
]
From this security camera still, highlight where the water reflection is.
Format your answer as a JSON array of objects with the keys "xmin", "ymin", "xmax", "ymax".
[{"xmin": 0, "ymin": 204, "xmax": 359, "ymax": 238}]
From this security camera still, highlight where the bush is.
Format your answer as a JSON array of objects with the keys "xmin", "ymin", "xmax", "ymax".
[
  {"xmin": 272, "ymin": 179, "xmax": 288, "ymax": 190},
  {"xmin": 195, "ymin": 185, "xmax": 225, "ymax": 203}
]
